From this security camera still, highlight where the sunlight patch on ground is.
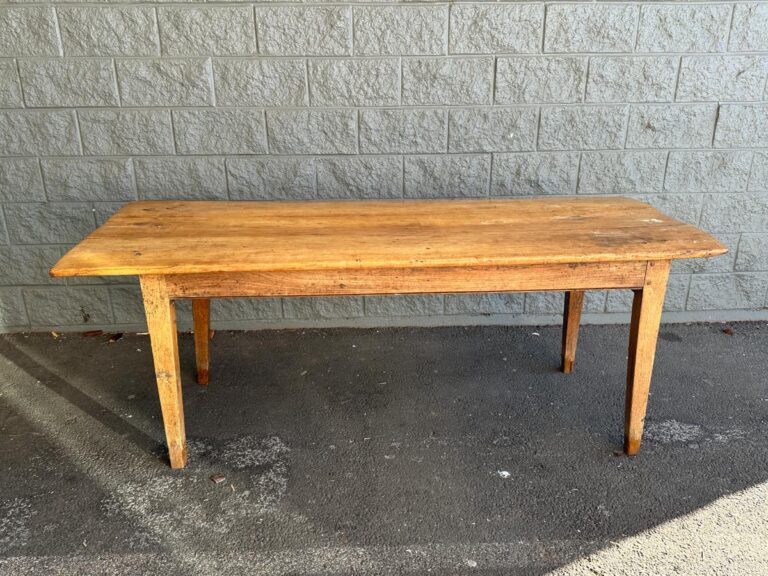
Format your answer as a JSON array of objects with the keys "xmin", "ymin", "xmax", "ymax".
[{"xmin": 549, "ymin": 481, "xmax": 768, "ymax": 576}]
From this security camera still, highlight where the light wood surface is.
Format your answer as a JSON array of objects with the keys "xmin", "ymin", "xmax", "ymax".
[
  {"xmin": 192, "ymin": 299, "xmax": 210, "ymax": 386},
  {"xmin": 625, "ymin": 260, "xmax": 671, "ymax": 455},
  {"xmin": 50, "ymin": 198, "xmax": 727, "ymax": 468},
  {"xmin": 561, "ymin": 290, "xmax": 585, "ymax": 374},
  {"xmin": 139, "ymin": 275, "xmax": 187, "ymax": 469},
  {"xmin": 50, "ymin": 198, "xmax": 727, "ymax": 278},
  {"xmin": 161, "ymin": 261, "xmax": 648, "ymax": 299}
]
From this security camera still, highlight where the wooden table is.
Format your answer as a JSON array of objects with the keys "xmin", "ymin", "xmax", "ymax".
[{"xmin": 51, "ymin": 197, "xmax": 726, "ymax": 468}]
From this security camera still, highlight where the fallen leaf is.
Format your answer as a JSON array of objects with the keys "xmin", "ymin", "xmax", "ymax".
[
  {"xmin": 83, "ymin": 330, "xmax": 104, "ymax": 337},
  {"xmin": 721, "ymin": 327, "xmax": 734, "ymax": 336}
]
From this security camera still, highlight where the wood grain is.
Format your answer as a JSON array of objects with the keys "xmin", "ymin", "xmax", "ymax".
[
  {"xmin": 162, "ymin": 261, "xmax": 648, "ymax": 299},
  {"xmin": 192, "ymin": 299, "xmax": 210, "ymax": 386},
  {"xmin": 624, "ymin": 260, "xmax": 671, "ymax": 456},
  {"xmin": 49, "ymin": 198, "xmax": 728, "ymax": 468},
  {"xmin": 140, "ymin": 275, "xmax": 187, "ymax": 469},
  {"xmin": 51, "ymin": 198, "xmax": 727, "ymax": 278},
  {"xmin": 561, "ymin": 290, "xmax": 585, "ymax": 374}
]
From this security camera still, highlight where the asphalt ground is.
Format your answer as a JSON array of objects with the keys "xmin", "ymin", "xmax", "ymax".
[{"xmin": 0, "ymin": 322, "xmax": 766, "ymax": 575}]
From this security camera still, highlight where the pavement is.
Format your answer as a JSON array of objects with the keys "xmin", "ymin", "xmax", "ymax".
[{"xmin": 0, "ymin": 322, "xmax": 766, "ymax": 575}]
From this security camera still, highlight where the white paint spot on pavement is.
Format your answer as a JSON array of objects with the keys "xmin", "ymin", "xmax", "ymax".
[
  {"xmin": 644, "ymin": 420, "xmax": 703, "ymax": 444},
  {"xmin": 0, "ymin": 498, "xmax": 34, "ymax": 552},
  {"xmin": 712, "ymin": 428, "xmax": 746, "ymax": 443},
  {"xmin": 219, "ymin": 435, "xmax": 290, "ymax": 470},
  {"xmin": 101, "ymin": 435, "xmax": 291, "ymax": 549}
]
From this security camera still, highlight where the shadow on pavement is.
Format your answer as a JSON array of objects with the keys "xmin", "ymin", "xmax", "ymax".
[{"xmin": 0, "ymin": 322, "xmax": 766, "ymax": 574}]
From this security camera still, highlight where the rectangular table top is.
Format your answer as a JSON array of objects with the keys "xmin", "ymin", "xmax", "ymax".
[{"xmin": 51, "ymin": 197, "xmax": 727, "ymax": 278}]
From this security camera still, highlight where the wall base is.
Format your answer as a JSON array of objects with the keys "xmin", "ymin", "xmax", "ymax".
[{"xmin": 4, "ymin": 309, "xmax": 765, "ymax": 335}]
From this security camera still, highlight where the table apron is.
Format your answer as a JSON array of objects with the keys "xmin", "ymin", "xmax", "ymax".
[{"xmin": 160, "ymin": 260, "xmax": 649, "ymax": 299}]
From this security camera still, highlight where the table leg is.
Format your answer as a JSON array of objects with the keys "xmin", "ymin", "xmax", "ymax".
[
  {"xmin": 140, "ymin": 275, "xmax": 187, "ymax": 469},
  {"xmin": 561, "ymin": 290, "xmax": 585, "ymax": 374},
  {"xmin": 192, "ymin": 299, "xmax": 210, "ymax": 385},
  {"xmin": 624, "ymin": 260, "xmax": 670, "ymax": 455}
]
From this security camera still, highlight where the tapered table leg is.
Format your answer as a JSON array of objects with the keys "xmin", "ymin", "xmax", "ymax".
[
  {"xmin": 140, "ymin": 275, "xmax": 187, "ymax": 469},
  {"xmin": 561, "ymin": 290, "xmax": 585, "ymax": 373},
  {"xmin": 192, "ymin": 299, "xmax": 210, "ymax": 385},
  {"xmin": 624, "ymin": 260, "xmax": 670, "ymax": 455}
]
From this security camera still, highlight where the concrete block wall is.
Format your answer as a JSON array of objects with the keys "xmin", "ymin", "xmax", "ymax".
[{"xmin": 1, "ymin": 1, "xmax": 767, "ymax": 331}]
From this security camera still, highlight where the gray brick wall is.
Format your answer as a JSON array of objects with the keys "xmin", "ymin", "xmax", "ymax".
[{"xmin": 1, "ymin": 1, "xmax": 768, "ymax": 331}]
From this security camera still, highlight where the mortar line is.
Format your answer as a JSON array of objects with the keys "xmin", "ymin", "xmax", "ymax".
[
  {"xmin": 104, "ymin": 282, "xmax": 117, "ymax": 325},
  {"xmin": 0, "ymin": 204, "xmax": 10, "ymax": 246},
  {"xmin": 694, "ymin": 195, "xmax": 705, "ymax": 227},
  {"xmin": 355, "ymin": 109, "xmax": 362, "ymax": 158},
  {"xmin": 262, "ymin": 109, "xmax": 269, "ymax": 154},
  {"xmin": 128, "ymin": 156, "xmax": 139, "ymax": 200},
  {"xmin": 4, "ymin": 102, "xmax": 759, "ymax": 112},
  {"xmin": 583, "ymin": 56, "xmax": 591, "ymax": 102},
  {"xmin": 206, "ymin": 57, "xmax": 216, "ymax": 108},
  {"xmin": 252, "ymin": 4, "xmax": 260, "ymax": 55},
  {"xmin": 534, "ymin": 105, "xmax": 542, "ymax": 151},
  {"xmin": 6, "ymin": 145, "xmax": 768, "ymax": 161},
  {"xmin": 672, "ymin": 55, "xmax": 683, "ymax": 102},
  {"xmin": 10, "ymin": 48, "xmax": 768, "ymax": 61},
  {"xmin": 313, "ymin": 154, "xmax": 319, "ymax": 198},
  {"xmin": 73, "ymin": 109, "xmax": 85, "ymax": 155},
  {"xmin": 632, "ymin": 3, "xmax": 642, "ymax": 52},
  {"xmin": 763, "ymin": 73, "xmax": 768, "ymax": 103},
  {"xmin": 14, "ymin": 58, "xmax": 28, "ymax": 109},
  {"xmin": 18, "ymin": 286, "xmax": 33, "ymax": 330},
  {"xmin": 681, "ymin": 271, "xmax": 694, "ymax": 313},
  {"xmin": 442, "ymin": 3, "xmax": 449, "ymax": 56},
  {"xmin": 304, "ymin": 59, "xmax": 312, "ymax": 106},
  {"xmin": 745, "ymin": 149, "xmax": 756, "ymax": 192},
  {"xmin": 153, "ymin": 7, "xmax": 163, "ymax": 57},
  {"xmin": 660, "ymin": 150, "xmax": 671, "ymax": 194},
  {"xmin": 349, "ymin": 4, "xmax": 355, "ymax": 56},
  {"xmin": 169, "ymin": 109, "xmax": 178, "ymax": 154},
  {"xmin": 491, "ymin": 55, "xmax": 497, "ymax": 105},
  {"xmin": 445, "ymin": 106, "xmax": 451, "ymax": 152},
  {"xmin": 111, "ymin": 58, "xmax": 122, "ymax": 107},
  {"xmin": 724, "ymin": 3, "xmax": 736, "ymax": 52},
  {"xmin": 51, "ymin": 5, "xmax": 64, "ymax": 57},
  {"xmin": 710, "ymin": 103, "xmax": 721, "ymax": 148},
  {"xmin": 487, "ymin": 152, "xmax": 493, "ymax": 198},
  {"xmin": 732, "ymin": 233, "xmax": 743, "ymax": 273},
  {"xmin": 574, "ymin": 151, "xmax": 584, "ymax": 195},
  {"xmin": 622, "ymin": 104, "xmax": 631, "ymax": 148},
  {"xmin": 36, "ymin": 157, "xmax": 50, "ymax": 202},
  {"xmin": 223, "ymin": 156, "xmax": 232, "ymax": 200},
  {"xmin": 354, "ymin": 108, "xmax": 359, "ymax": 154}
]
